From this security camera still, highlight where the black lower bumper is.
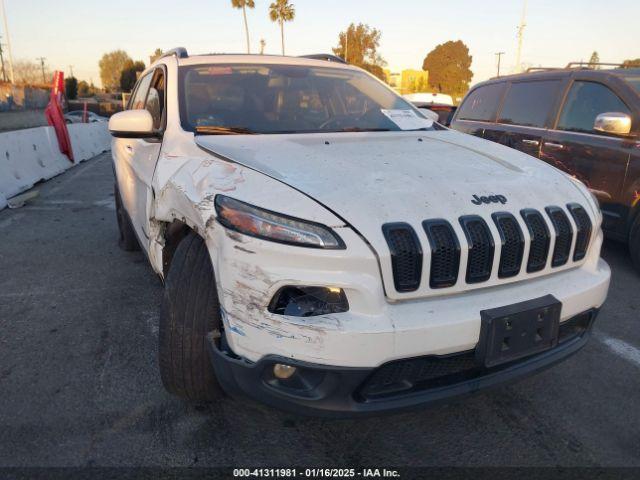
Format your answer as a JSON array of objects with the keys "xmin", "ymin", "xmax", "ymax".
[{"xmin": 208, "ymin": 309, "xmax": 598, "ymax": 418}]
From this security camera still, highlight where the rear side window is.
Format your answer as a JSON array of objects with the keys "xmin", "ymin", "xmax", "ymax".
[
  {"xmin": 498, "ymin": 80, "xmax": 561, "ymax": 128},
  {"xmin": 557, "ymin": 81, "xmax": 630, "ymax": 134},
  {"xmin": 457, "ymin": 83, "xmax": 505, "ymax": 121}
]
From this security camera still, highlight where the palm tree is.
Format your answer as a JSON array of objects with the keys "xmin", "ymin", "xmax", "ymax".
[
  {"xmin": 231, "ymin": 0, "xmax": 255, "ymax": 54},
  {"xmin": 269, "ymin": 0, "xmax": 295, "ymax": 55}
]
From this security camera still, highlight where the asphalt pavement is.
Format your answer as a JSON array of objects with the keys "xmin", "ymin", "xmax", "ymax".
[{"xmin": 0, "ymin": 152, "xmax": 639, "ymax": 468}]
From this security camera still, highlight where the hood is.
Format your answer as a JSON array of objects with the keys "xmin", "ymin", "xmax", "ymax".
[
  {"xmin": 196, "ymin": 129, "xmax": 589, "ymax": 226},
  {"xmin": 196, "ymin": 130, "xmax": 592, "ymax": 298}
]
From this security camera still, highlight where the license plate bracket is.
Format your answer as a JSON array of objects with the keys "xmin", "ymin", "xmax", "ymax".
[{"xmin": 476, "ymin": 295, "xmax": 561, "ymax": 368}]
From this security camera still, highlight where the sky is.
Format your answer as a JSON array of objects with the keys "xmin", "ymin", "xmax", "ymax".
[{"xmin": 4, "ymin": 0, "xmax": 639, "ymax": 88}]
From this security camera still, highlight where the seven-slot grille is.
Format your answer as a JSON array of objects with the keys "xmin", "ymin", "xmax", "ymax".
[
  {"xmin": 381, "ymin": 223, "xmax": 422, "ymax": 292},
  {"xmin": 383, "ymin": 204, "xmax": 592, "ymax": 293}
]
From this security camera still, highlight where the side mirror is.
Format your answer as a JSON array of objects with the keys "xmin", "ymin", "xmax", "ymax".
[
  {"xmin": 593, "ymin": 112, "xmax": 632, "ymax": 136},
  {"xmin": 109, "ymin": 110, "xmax": 157, "ymax": 138}
]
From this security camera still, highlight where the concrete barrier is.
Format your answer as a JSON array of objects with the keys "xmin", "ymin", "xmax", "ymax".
[{"xmin": 0, "ymin": 123, "xmax": 110, "ymax": 210}]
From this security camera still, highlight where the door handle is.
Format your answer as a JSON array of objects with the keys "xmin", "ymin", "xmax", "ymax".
[
  {"xmin": 125, "ymin": 144, "xmax": 133, "ymax": 152},
  {"xmin": 522, "ymin": 139, "xmax": 540, "ymax": 146},
  {"xmin": 545, "ymin": 142, "xmax": 565, "ymax": 150}
]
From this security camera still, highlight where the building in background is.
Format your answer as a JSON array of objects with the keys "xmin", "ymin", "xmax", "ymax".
[{"xmin": 384, "ymin": 69, "xmax": 429, "ymax": 95}]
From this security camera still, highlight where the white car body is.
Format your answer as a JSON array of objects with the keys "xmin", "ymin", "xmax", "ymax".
[
  {"xmin": 403, "ymin": 92, "xmax": 454, "ymax": 106},
  {"xmin": 110, "ymin": 52, "xmax": 610, "ymax": 415}
]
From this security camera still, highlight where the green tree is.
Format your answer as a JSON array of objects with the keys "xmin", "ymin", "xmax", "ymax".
[
  {"xmin": 150, "ymin": 48, "xmax": 163, "ymax": 64},
  {"xmin": 120, "ymin": 60, "xmax": 145, "ymax": 92},
  {"xmin": 422, "ymin": 40, "xmax": 473, "ymax": 98},
  {"xmin": 269, "ymin": 0, "xmax": 295, "ymax": 55},
  {"xmin": 622, "ymin": 58, "xmax": 640, "ymax": 68},
  {"xmin": 332, "ymin": 23, "xmax": 387, "ymax": 80},
  {"xmin": 588, "ymin": 51, "xmax": 600, "ymax": 69},
  {"xmin": 64, "ymin": 76, "xmax": 78, "ymax": 100},
  {"xmin": 99, "ymin": 50, "xmax": 132, "ymax": 92},
  {"xmin": 78, "ymin": 80, "xmax": 92, "ymax": 97},
  {"xmin": 232, "ymin": 0, "xmax": 255, "ymax": 54}
]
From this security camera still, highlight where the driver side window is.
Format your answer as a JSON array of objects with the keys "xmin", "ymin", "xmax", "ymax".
[{"xmin": 129, "ymin": 73, "xmax": 152, "ymax": 110}]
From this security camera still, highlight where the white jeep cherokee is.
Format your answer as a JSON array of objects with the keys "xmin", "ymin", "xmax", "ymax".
[{"xmin": 109, "ymin": 49, "xmax": 610, "ymax": 416}]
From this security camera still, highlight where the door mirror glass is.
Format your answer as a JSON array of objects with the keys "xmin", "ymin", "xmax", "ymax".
[
  {"xmin": 109, "ymin": 110, "xmax": 156, "ymax": 138},
  {"xmin": 593, "ymin": 112, "xmax": 632, "ymax": 136}
]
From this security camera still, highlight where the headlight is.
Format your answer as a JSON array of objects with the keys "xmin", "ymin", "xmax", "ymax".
[{"xmin": 215, "ymin": 195, "xmax": 345, "ymax": 249}]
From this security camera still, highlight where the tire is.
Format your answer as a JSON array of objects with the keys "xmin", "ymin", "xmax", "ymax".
[
  {"xmin": 630, "ymin": 215, "xmax": 640, "ymax": 272},
  {"xmin": 114, "ymin": 183, "xmax": 140, "ymax": 251},
  {"xmin": 159, "ymin": 232, "xmax": 223, "ymax": 401}
]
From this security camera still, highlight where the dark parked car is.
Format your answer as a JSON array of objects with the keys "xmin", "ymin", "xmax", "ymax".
[{"xmin": 451, "ymin": 65, "xmax": 640, "ymax": 270}]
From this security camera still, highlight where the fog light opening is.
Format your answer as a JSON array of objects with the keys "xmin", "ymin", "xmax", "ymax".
[
  {"xmin": 268, "ymin": 286, "xmax": 349, "ymax": 317},
  {"xmin": 273, "ymin": 363, "xmax": 297, "ymax": 380}
]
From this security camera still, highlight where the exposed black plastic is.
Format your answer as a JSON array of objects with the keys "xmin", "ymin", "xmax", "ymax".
[
  {"xmin": 382, "ymin": 223, "xmax": 423, "ymax": 292},
  {"xmin": 546, "ymin": 206, "xmax": 574, "ymax": 267},
  {"xmin": 567, "ymin": 203, "xmax": 592, "ymax": 261},
  {"xmin": 268, "ymin": 286, "xmax": 349, "ymax": 317},
  {"xmin": 492, "ymin": 212, "xmax": 525, "ymax": 278},
  {"xmin": 422, "ymin": 219, "xmax": 460, "ymax": 288},
  {"xmin": 520, "ymin": 209, "xmax": 551, "ymax": 272},
  {"xmin": 459, "ymin": 215, "xmax": 495, "ymax": 283}
]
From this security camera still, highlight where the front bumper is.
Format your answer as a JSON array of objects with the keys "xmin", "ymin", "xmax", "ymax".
[{"xmin": 208, "ymin": 309, "xmax": 598, "ymax": 417}]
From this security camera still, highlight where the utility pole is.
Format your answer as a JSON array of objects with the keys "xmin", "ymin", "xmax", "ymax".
[
  {"xmin": 37, "ymin": 56, "xmax": 46, "ymax": 84},
  {"xmin": 68, "ymin": 65, "xmax": 74, "ymax": 78},
  {"xmin": 0, "ymin": 0, "xmax": 14, "ymax": 83},
  {"xmin": 495, "ymin": 51, "xmax": 505, "ymax": 77},
  {"xmin": 0, "ymin": 36, "xmax": 7, "ymax": 82},
  {"xmin": 515, "ymin": 0, "xmax": 527, "ymax": 73}
]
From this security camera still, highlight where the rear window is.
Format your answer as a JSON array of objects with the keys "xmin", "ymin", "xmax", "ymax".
[
  {"xmin": 498, "ymin": 80, "xmax": 561, "ymax": 128},
  {"xmin": 457, "ymin": 83, "xmax": 505, "ymax": 122}
]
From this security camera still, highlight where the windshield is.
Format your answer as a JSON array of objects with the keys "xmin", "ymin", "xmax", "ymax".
[{"xmin": 178, "ymin": 64, "xmax": 434, "ymax": 134}]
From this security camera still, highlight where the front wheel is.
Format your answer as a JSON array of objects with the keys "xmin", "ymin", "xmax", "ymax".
[
  {"xmin": 158, "ymin": 232, "xmax": 224, "ymax": 401},
  {"xmin": 630, "ymin": 215, "xmax": 640, "ymax": 273}
]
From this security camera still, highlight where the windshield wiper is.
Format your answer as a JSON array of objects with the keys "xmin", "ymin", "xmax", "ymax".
[{"xmin": 195, "ymin": 125, "xmax": 258, "ymax": 135}]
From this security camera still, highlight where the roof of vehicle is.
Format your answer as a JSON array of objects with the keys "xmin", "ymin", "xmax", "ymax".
[
  {"xmin": 477, "ymin": 64, "xmax": 640, "ymax": 85},
  {"xmin": 152, "ymin": 48, "xmax": 355, "ymax": 70}
]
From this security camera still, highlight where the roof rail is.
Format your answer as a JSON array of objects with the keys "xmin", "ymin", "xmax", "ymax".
[
  {"xmin": 159, "ymin": 47, "xmax": 189, "ymax": 61},
  {"xmin": 565, "ymin": 61, "xmax": 624, "ymax": 69},
  {"xmin": 299, "ymin": 54, "xmax": 347, "ymax": 64},
  {"xmin": 525, "ymin": 67, "xmax": 562, "ymax": 73}
]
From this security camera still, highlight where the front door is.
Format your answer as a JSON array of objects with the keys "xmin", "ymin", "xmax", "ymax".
[
  {"xmin": 112, "ymin": 68, "xmax": 166, "ymax": 246},
  {"xmin": 541, "ymin": 80, "xmax": 633, "ymax": 235}
]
